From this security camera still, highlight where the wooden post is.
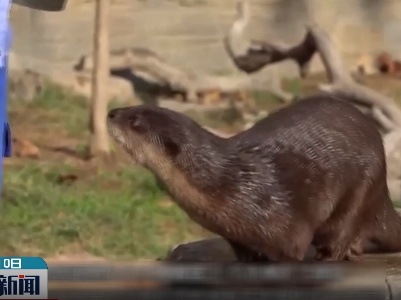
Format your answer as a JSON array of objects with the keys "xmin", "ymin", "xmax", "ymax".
[{"xmin": 89, "ymin": 0, "xmax": 110, "ymax": 157}]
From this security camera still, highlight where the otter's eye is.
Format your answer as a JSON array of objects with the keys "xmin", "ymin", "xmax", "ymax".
[
  {"xmin": 129, "ymin": 115, "xmax": 141, "ymax": 129},
  {"xmin": 129, "ymin": 115, "xmax": 147, "ymax": 133}
]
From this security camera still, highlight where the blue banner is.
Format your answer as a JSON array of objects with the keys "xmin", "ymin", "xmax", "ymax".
[{"xmin": 0, "ymin": 257, "xmax": 48, "ymax": 270}]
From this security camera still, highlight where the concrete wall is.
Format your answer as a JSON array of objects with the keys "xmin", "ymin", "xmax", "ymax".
[{"xmin": 8, "ymin": 0, "xmax": 401, "ymax": 90}]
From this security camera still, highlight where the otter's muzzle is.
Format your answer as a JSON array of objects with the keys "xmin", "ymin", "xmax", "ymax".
[
  {"xmin": 107, "ymin": 107, "xmax": 129, "ymax": 127},
  {"xmin": 107, "ymin": 108, "xmax": 127, "ymax": 134},
  {"xmin": 107, "ymin": 108, "xmax": 130, "ymax": 146}
]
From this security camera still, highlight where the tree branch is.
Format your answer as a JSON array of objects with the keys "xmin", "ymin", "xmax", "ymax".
[
  {"xmin": 75, "ymin": 48, "xmax": 251, "ymax": 103},
  {"xmin": 223, "ymin": 0, "xmax": 316, "ymax": 78},
  {"xmin": 307, "ymin": 23, "xmax": 401, "ymax": 130},
  {"xmin": 224, "ymin": 0, "xmax": 401, "ymax": 132}
]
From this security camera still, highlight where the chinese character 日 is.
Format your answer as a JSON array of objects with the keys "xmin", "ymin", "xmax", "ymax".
[{"xmin": 10, "ymin": 259, "xmax": 21, "ymax": 269}]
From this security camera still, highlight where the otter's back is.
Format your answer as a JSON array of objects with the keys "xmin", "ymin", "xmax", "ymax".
[
  {"xmin": 237, "ymin": 94, "xmax": 384, "ymax": 162},
  {"xmin": 232, "ymin": 94, "xmax": 386, "ymax": 224}
]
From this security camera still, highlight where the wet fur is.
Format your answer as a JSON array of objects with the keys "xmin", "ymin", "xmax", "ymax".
[{"xmin": 107, "ymin": 94, "xmax": 401, "ymax": 262}]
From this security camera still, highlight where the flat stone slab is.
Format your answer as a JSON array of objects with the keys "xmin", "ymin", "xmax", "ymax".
[{"xmin": 371, "ymin": 253, "xmax": 401, "ymax": 300}]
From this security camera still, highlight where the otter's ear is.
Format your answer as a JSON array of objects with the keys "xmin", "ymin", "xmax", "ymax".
[{"xmin": 161, "ymin": 136, "xmax": 181, "ymax": 158}]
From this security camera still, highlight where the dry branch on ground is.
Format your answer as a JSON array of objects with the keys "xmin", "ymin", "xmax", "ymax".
[
  {"xmin": 75, "ymin": 47, "xmax": 252, "ymax": 104},
  {"xmin": 74, "ymin": 27, "xmax": 295, "ymax": 105}
]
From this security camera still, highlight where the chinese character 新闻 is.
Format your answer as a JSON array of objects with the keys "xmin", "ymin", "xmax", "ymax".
[{"xmin": 0, "ymin": 275, "xmax": 40, "ymax": 296}]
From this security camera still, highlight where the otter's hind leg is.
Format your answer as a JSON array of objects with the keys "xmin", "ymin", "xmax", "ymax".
[
  {"xmin": 316, "ymin": 236, "xmax": 363, "ymax": 261},
  {"xmin": 314, "ymin": 184, "xmax": 370, "ymax": 261},
  {"xmin": 257, "ymin": 221, "xmax": 314, "ymax": 262},
  {"xmin": 314, "ymin": 213, "xmax": 362, "ymax": 261}
]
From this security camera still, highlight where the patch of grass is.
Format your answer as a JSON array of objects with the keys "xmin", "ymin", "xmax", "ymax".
[
  {"xmin": 251, "ymin": 90, "xmax": 284, "ymax": 111},
  {"xmin": 0, "ymin": 162, "xmax": 204, "ymax": 259},
  {"xmin": 9, "ymin": 82, "xmax": 130, "ymax": 139},
  {"xmin": 74, "ymin": 143, "xmax": 91, "ymax": 159},
  {"xmin": 394, "ymin": 201, "xmax": 401, "ymax": 208},
  {"xmin": 8, "ymin": 81, "xmax": 89, "ymax": 138},
  {"xmin": 283, "ymin": 78, "xmax": 302, "ymax": 97},
  {"xmin": 2, "ymin": 81, "xmax": 206, "ymax": 260}
]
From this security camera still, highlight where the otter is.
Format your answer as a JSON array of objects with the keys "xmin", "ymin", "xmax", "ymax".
[{"xmin": 107, "ymin": 94, "xmax": 401, "ymax": 262}]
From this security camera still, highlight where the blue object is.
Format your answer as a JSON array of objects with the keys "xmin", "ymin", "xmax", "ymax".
[{"xmin": 0, "ymin": 23, "xmax": 12, "ymax": 198}]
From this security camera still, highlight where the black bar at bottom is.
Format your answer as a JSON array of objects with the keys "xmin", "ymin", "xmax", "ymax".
[
  {"xmin": 49, "ymin": 288, "xmax": 385, "ymax": 300},
  {"xmin": 47, "ymin": 261, "xmax": 388, "ymax": 299}
]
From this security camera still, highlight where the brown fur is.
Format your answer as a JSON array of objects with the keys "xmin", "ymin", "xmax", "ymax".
[{"xmin": 107, "ymin": 94, "xmax": 401, "ymax": 262}]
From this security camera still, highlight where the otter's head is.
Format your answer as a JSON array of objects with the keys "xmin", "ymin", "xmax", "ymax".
[{"xmin": 107, "ymin": 105, "xmax": 189, "ymax": 167}]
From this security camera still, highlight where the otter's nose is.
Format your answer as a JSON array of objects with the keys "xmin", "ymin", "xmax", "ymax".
[{"xmin": 107, "ymin": 108, "xmax": 121, "ymax": 120}]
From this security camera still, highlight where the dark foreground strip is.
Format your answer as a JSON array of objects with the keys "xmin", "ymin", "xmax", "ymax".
[
  {"xmin": 49, "ymin": 288, "xmax": 385, "ymax": 300},
  {"xmin": 47, "ymin": 261, "xmax": 388, "ymax": 300}
]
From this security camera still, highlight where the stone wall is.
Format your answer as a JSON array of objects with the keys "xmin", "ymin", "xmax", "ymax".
[{"xmin": 7, "ymin": 0, "xmax": 401, "ymax": 94}]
